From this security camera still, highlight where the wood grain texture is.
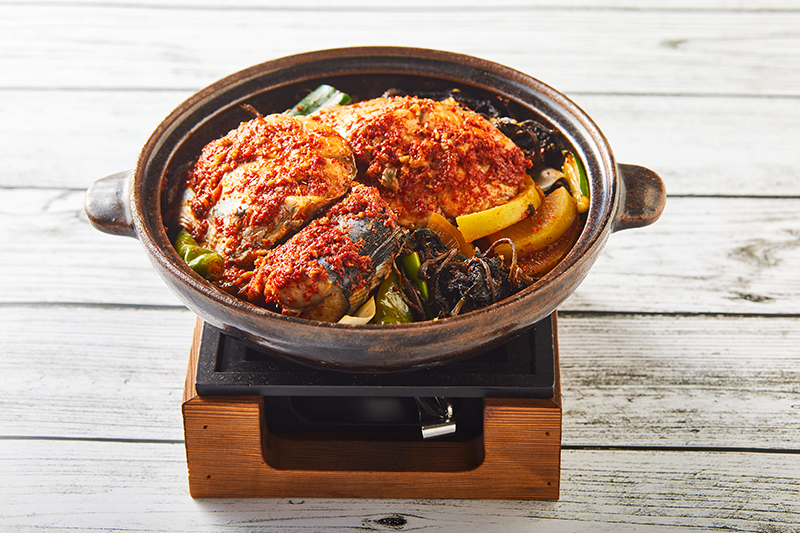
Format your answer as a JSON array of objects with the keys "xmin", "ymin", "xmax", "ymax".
[
  {"xmin": 3, "ymin": 0, "xmax": 799, "ymax": 529},
  {"xmin": 1, "ymin": 306, "xmax": 797, "ymax": 450},
  {"xmin": 26, "ymin": 0, "xmax": 800, "ymax": 8},
  {"xmin": 4, "ymin": 90, "xmax": 799, "ymax": 195},
  {"xmin": 1, "ymin": 440, "xmax": 798, "ymax": 532},
  {"xmin": 567, "ymin": 196, "xmax": 800, "ymax": 315},
  {"xmin": 558, "ymin": 314, "xmax": 800, "ymax": 449},
  {"xmin": 2, "ymin": 5, "xmax": 799, "ymax": 96},
  {"xmin": 0, "ymin": 188, "xmax": 183, "ymax": 307},
  {"xmin": 0, "ymin": 305, "xmax": 195, "ymax": 441},
  {"xmin": 183, "ymin": 397, "xmax": 561, "ymax": 499},
  {"xmin": 184, "ymin": 395, "xmax": 562, "ymax": 500}
]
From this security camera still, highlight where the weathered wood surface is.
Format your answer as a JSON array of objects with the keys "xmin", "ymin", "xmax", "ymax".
[
  {"xmin": 4, "ymin": 5, "xmax": 799, "ymax": 97},
  {"xmin": 5, "ymin": 90, "xmax": 800, "ymax": 196},
  {"xmin": 2, "ymin": 440, "xmax": 799, "ymax": 532},
  {"xmin": 3, "ymin": 305, "xmax": 799, "ymax": 451},
  {"xmin": 4, "ymin": 3, "xmax": 799, "ymax": 193},
  {"xmin": 29, "ymin": 0, "xmax": 800, "ymax": 8},
  {"xmin": 2, "ymin": 1, "xmax": 800, "ymax": 531}
]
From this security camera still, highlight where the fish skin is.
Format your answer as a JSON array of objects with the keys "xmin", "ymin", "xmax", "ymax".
[{"xmin": 246, "ymin": 185, "xmax": 403, "ymax": 322}]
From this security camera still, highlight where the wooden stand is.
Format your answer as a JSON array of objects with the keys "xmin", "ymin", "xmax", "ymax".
[{"xmin": 182, "ymin": 319, "xmax": 562, "ymax": 499}]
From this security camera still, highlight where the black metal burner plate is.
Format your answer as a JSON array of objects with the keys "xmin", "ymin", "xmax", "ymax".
[{"xmin": 194, "ymin": 314, "xmax": 557, "ymax": 399}]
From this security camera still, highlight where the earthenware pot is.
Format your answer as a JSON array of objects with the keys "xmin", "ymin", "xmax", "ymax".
[{"xmin": 85, "ymin": 47, "xmax": 665, "ymax": 372}]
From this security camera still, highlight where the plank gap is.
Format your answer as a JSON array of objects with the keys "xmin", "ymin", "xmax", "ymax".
[
  {"xmin": 0, "ymin": 435, "xmax": 185, "ymax": 445},
  {"xmin": 563, "ymin": 444, "xmax": 800, "ymax": 454}
]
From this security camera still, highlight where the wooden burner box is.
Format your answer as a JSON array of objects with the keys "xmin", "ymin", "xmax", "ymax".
[{"xmin": 182, "ymin": 314, "xmax": 562, "ymax": 500}]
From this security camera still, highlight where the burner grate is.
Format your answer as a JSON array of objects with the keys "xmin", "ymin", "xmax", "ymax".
[{"xmin": 194, "ymin": 314, "xmax": 556, "ymax": 398}]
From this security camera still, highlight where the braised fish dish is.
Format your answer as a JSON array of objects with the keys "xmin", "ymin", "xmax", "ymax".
[{"xmin": 168, "ymin": 85, "xmax": 589, "ymax": 324}]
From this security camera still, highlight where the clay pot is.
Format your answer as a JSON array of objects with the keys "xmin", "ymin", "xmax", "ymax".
[{"xmin": 85, "ymin": 47, "xmax": 665, "ymax": 372}]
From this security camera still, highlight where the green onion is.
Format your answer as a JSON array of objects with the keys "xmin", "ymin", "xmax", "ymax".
[
  {"xmin": 287, "ymin": 84, "xmax": 351, "ymax": 116},
  {"xmin": 561, "ymin": 151, "xmax": 590, "ymax": 213},
  {"xmin": 401, "ymin": 252, "xmax": 430, "ymax": 300}
]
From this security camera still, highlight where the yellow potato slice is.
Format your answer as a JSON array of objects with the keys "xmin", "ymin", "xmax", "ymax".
[
  {"xmin": 487, "ymin": 186, "xmax": 577, "ymax": 259},
  {"xmin": 455, "ymin": 177, "xmax": 542, "ymax": 243}
]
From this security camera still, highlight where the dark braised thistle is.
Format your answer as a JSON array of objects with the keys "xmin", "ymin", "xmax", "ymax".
[
  {"xmin": 492, "ymin": 118, "xmax": 564, "ymax": 170},
  {"xmin": 398, "ymin": 228, "xmax": 530, "ymax": 319}
]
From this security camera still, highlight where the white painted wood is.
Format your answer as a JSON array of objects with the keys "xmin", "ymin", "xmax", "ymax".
[
  {"xmin": 3, "ymin": 1, "xmax": 799, "ymax": 529},
  {"xmin": 3, "ymin": 90, "xmax": 799, "ymax": 195},
  {"xmin": 0, "ymin": 188, "xmax": 182, "ymax": 307},
  {"xmin": 0, "ymin": 90, "xmax": 193, "ymax": 190},
  {"xmin": 22, "ymin": 0, "xmax": 800, "ymax": 8},
  {"xmin": 558, "ymin": 313, "xmax": 800, "ymax": 448},
  {"xmin": 576, "ymin": 94, "xmax": 800, "ymax": 198},
  {"xmin": 1, "ymin": 440, "xmax": 798, "ymax": 531},
  {"xmin": 2, "ymin": 305, "xmax": 798, "ymax": 450},
  {"xmin": 2, "ymin": 5, "xmax": 799, "ymax": 96},
  {"xmin": 565, "ymin": 195, "xmax": 800, "ymax": 315},
  {"xmin": 0, "ymin": 306, "xmax": 194, "ymax": 441}
]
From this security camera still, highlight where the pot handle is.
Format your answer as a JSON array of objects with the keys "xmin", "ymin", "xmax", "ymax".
[
  {"xmin": 613, "ymin": 163, "xmax": 666, "ymax": 232},
  {"xmin": 84, "ymin": 170, "xmax": 137, "ymax": 239}
]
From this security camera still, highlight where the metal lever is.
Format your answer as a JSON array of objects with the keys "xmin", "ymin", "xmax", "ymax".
[{"xmin": 415, "ymin": 397, "xmax": 456, "ymax": 439}]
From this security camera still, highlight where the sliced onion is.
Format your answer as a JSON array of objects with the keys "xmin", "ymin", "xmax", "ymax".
[
  {"xmin": 337, "ymin": 297, "xmax": 377, "ymax": 325},
  {"xmin": 533, "ymin": 167, "xmax": 564, "ymax": 193},
  {"xmin": 427, "ymin": 212, "xmax": 475, "ymax": 258}
]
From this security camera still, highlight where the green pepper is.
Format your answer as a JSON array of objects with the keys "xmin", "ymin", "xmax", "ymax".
[
  {"xmin": 371, "ymin": 271, "xmax": 413, "ymax": 325},
  {"xmin": 401, "ymin": 252, "xmax": 429, "ymax": 300},
  {"xmin": 187, "ymin": 252, "xmax": 224, "ymax": 280},
  {"xmin": 174, "ymin": 229, "xmax": 224, "ymax": 281},
  {"xmin": 174, "ymin": 229, "xmax": 199, "ymax": 258},
  {"xmin": 287, "ymin": 84, "xmax": 351, "ymax": 116}
]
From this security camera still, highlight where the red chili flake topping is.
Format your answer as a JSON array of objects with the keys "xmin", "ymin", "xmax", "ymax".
[
  {"xmin": 184, "ymin": 114, "xmax": 355, "ymax": 265},
  {"xmin": 313, "ymin": 96, "xmax": 530, "ymax": 226},
  {"xmin": 245, "ymin": 185, "xmax": 397, "ymax": 310},
  {"xmin": 187, "ymin": 115, "xmax": 349, "ymax": 224}
]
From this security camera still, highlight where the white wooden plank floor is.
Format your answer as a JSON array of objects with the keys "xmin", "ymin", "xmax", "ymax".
[{"xmin": 2, "ymin": 1, "xmax": 799, "ymax": 531}]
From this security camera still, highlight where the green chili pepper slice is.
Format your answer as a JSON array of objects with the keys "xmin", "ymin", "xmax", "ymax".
[
  {"xmin": 187, "ymin": 252, "xmax": 224, "ymax": 280},
  {"xmin": 371, "ymin": 271, "xmax": 413, "ymax": 325},
  {"xmin": 174, "ymin": 229, "xmax": 199, "ymax": 258},
  {"xmin": 174, "ymin": 229, "xmax": 224, "ymax": 281}
]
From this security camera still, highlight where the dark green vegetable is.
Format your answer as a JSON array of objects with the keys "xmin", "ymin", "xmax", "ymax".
[
  {"xmin": 174, "ymin": 230, "xmax": 224, "ymax": 281},
  {"xmin": 401, "ymin": 252, "xmax": 430, "ymax": 300},
  {"xmin": 287, "ymin": 84, "xmax": 351, "ymax": 116},
  {"xmin": 371, "ymin": 271, "xmax": 413, "ymax": 325},
  {"xmin": 573, "ymin": 152, "xmax": 589, "ymax": 197}
]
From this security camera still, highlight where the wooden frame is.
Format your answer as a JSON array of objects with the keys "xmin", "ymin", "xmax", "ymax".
[{"xmin": 182, "ymin": 319, "xmax": 562, "ymax": 499}]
